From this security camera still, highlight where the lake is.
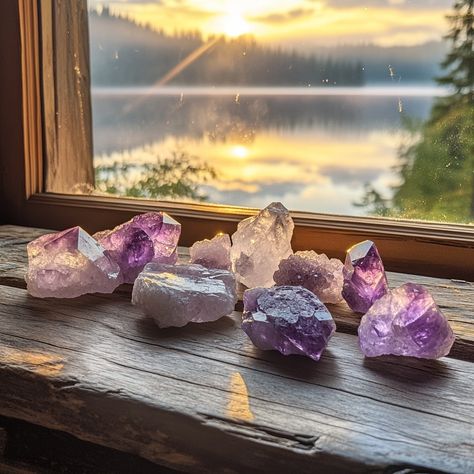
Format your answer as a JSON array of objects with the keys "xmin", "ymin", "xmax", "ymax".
[{"xmin": 91, "ymin": 86, "xmax": 444, "ymax": 216}]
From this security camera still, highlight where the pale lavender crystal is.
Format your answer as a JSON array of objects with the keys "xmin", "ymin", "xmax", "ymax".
[
  {"xmin": 342, "ymin": 240, "xmax": 389, "ymax": 314},
  {"xmin": 358, "ymin": 283, "xmax": 455, "ymax": 359},
  {"xmin": 94, "ymin": 212, "xmax": 181, "ymax": 283},
  {"xmin": 273, "ymin": 251, "xmax": 344, "ymax": 304},
  {"xmin": 26, "ymin": 227, "xmax": 122, "ymax": 298},
  {"xmin": 132, "ymin": 263, "xmax": 237, "ymax": 328},
  {"xmin": 242, "ymin": 286, "xmax": 336, "ymax": 361},
  {"xmin": 231, "ymin": 202, "xmax": 294, "ymax": 288},
  {"xmin": 189, "ymin": 234, "xmax": 232, "ymax": 270}
]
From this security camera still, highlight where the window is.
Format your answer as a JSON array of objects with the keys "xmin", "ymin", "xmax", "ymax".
[{"xmin": 1, "ymin": 0, "xmax": 473, "ymax": 280}]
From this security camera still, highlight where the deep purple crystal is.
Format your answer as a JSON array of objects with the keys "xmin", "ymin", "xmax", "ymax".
[
  {"xmin": 26, "ymin": 226, "xmax": 122, "ymax": 298},
  {"xmin": 342, "ymin": 240, "xmax": 389, "ymax": 313},
  {"xmin": 358, "ymin": 283, "xmax": 455, "ymax": 359},
  {"xmin": 242, "ymin": 286, "xmax": 336, "ymax": 361},
  {"xmin": 94, "ymin": 212, "xmax": 181, "ymax": 283}
]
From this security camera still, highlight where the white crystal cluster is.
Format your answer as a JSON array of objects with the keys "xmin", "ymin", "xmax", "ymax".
[
  {"xmin": 132, "ymin": 262, "xmax": 237, "ymax": 328},
  {"xmin": 230, "ymin": 202, "xmax": 294, "ymax": 288}
]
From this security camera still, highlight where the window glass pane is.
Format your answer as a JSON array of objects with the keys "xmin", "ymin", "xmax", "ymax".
[{"xmin": 86, "ymin": 0, "xmax": 474, "ymax": 224}]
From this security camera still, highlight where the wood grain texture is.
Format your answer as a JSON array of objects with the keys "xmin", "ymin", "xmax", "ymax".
[
  {"xmin": 0, "ymin": 284, "xmax": 473, "ymax": 473},
  {"xmin": 1, "ymin": 225, "xmax": 472, "ymax": 361},
  {"xmin": 41, "ymin": 0, "xmax": 94, "ymax": 193}
]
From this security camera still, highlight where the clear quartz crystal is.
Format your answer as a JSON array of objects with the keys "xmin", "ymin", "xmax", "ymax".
[
  {"xmin": 132, "ymin": 262, "xmax": 237, "ymax": 328},
  {"xmin": 26, "ymin": 226, "xmax": 122, "ymax": 298},
  {"xmin": 231, "ymin": 202, "xmax": 294, "ymax": 288}
]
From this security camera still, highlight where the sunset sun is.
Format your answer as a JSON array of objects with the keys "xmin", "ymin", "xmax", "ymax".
[{"xmin": 214, "ymin": 10, "xmax": 252, "ymax": 37}]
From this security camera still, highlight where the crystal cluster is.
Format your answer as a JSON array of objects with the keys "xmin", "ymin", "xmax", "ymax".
[
  {"xmin": 273, "ymin": 251, "xmax": 344, "ymax": 304},
  {"xmin": 26, "ymin": 227, "xmax": 122, "ymax": 298},
  {"xmin": 342, "ymin": 240, "xmax": 389, "ymax": 314},
  {"xmin": 242, "ymin": 286, "xmax": 336, "ymax": 361},
  {"xmin": 190, "ymin": 233, "xmax": 232, "ymax": 270},
  {"xmin": 132, "ymin": 263, "xmax": 237, "ymax": 328},
  {"xmin": 231, "ymin": 202, "xmax": 294, "ymax": 288},
  {"xmin": 94, "ymin": 212, "xmax": 181, "ymax": 283},
  {"xmin": 358, "ymin": 283, "xmax": 455, "ymax": 359}
]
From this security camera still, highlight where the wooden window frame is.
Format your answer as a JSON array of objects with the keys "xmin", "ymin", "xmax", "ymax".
[{"xmin": 0, "ymin": 0, "xmax": 473, "ymax": 280}]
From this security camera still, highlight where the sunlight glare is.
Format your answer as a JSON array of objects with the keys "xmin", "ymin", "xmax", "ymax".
[
  {"xmin": 214, "ymin": 8, "xmax": 252, "ymax": 37},
  {"xmin": 230, "ymin": 145, "xmax": 249, "ymax": 159}
]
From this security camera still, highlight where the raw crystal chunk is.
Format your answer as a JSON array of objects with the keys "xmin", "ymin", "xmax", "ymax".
[
  {"xmin": 230, "ymin": 202, "xmax": 294, "ymax": 288},
  {"xmin": 242, "ymin": 286, "xmax": 336, "ymax": 361},
  {"xmin": 94, "ymin": 212, "xmax": 181, "ymax": 283},
  {"xmin": 132, "ymin": 263, "xmax": 237, "ymax": 328},
  {"xmin": 190, "ymin": 233, "xmax": 232, "ymax": 270},
  {"xmin": 26, "ymin": 227, "xmax": 122, "ymax": 298},
  {"xmin": 358, "ymin": 283, "xmax": 455, "ymax": 359},
  {"xmin": 273, "ymin": 251, "xmax": 344, "ymax": 304},
  {"xmin": 342, "ymin": 240, "xmax": 389, "ymax": 313}
]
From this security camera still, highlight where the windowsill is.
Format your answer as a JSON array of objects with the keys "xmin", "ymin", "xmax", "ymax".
[{"xmin": 0, "ymin": 225, "xmax": 473, "ymax": 473}]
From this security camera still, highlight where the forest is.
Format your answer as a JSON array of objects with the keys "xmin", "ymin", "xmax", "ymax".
[{"xmin": 89, "ymin": 8, "xmax": 361, "ymax": 87}]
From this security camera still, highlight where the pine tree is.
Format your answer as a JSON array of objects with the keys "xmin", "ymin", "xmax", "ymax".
[{"xmin": 434, "ymin": 0, "xmax": 474, "ymax": 117}]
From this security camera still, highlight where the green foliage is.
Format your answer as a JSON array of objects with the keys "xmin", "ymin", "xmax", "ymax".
[
  {"xmin": 95, "ymin": 152, "xmax": 217, "ymax": 202},
  {"xmin": 359, "ymin": 0, "xmax": 474, "ymax": 223}
]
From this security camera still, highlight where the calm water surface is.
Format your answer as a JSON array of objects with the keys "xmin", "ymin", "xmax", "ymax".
[{"xmin": 92, "ymin": 86, "xmax": 441, "ymax": 215}]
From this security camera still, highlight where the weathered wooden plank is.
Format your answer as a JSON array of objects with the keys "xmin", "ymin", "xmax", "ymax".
[
  {"xmin": 0, "ymin": 285, "xmax": 473, "ymax": 473},
  {"xmin": 1, "ymin": 225, "xmax": 473, "ymax": 361}
]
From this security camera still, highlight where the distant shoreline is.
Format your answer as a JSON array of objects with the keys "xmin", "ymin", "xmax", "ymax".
[{"xmin": 91, "ymin": 86, "xmax": 449, "ymax": 97}]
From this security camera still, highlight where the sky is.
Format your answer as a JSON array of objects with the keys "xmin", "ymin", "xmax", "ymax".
[{"xmin": 89, "ymin": 0, "xmax": 452, "ymax": 47}]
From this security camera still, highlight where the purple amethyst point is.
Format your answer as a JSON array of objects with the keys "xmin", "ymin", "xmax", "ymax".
[
  {"xmin": 358, "ymin": 283, "xmax": 455, "ymax": 359},
  {"xmin": 94, "ymin": 211, "xmax": 181, "ymax": 283},
  {"xmin": 26, "ymin": 226, "xmax": 122, "ymax": 298},
  {"xmin": 242, "ymin": 286, "xmax": 336, "ymax": 361},
  {"xmin": 342, "ymin": 240, "xmax": 389, "ymax": 313}
]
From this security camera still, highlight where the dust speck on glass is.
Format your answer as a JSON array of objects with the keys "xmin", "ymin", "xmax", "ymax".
[{"xmin": 87, "ymin": 0, "xmax": 474, "ymax": 224}]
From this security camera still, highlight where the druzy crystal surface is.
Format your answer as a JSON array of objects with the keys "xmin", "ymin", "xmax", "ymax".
[
  {"xmin": 273, "ymin": 251, "xmax": 344, "ymax": 304},
  {"xmin": 26, "ymin": 227, "xmax": 122, "ymax": 298},
  {"xmin": 342, "ymin": 240, "xmax": 389, "ymax": 313},
  {"xmin": 358, "ymin": 283, "xmax": 455, "ymax": 359},
  {"xmin": 132, "ymin": 263, "xmax": 237, "ymax": 328},
  {"xmin": 242, "ymin": 286, "xmax": 336, "ymax": 361},
  {"xmin": 230, "ymin": 202, "xmax": 294, "ymax": 288},
  {"xmin": 94, "ymin": 212, "xmax": 181, "ymax": 283},
  {"xmin": 189, "ymin": 234, "xmax": 232, "ymax": 270}
]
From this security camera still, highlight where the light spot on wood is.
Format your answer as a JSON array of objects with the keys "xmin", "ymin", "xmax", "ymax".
[
  {"xmin": 226, "ymin": 372, "xmax": 254, "ymax": 422},
  {"xmin": 0, "ymin": 348, "xmax": 64, "ymax": 377}
]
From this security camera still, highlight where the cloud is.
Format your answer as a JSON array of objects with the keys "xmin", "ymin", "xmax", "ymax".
[
  {"xmin": 323, "ymin": 0, "xmax": 451, "ymax": 9},
  {"xmin": 318, "ymin": 165, "xmax": 383, "ymax": 185},
  {"xmin": 252, "ymin": 8, "xmax": 315, "ymax": 24}
]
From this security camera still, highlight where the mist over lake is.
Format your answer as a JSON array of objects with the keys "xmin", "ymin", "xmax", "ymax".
[{"xmin": 92, "ymin": 86, "xmax": 440, "ymax": 216}]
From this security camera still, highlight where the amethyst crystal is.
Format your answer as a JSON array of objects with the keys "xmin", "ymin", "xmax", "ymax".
[
  {"xmin": 273, "ymin": 251, "xmax": 344, "ymax": 304},
  {"xmin": 242, "ymin": 286, "xmax": 336, "ymax": 361},
  {"xmin": 231, "ymin": 202, "xmax": 294, "ymax": 288},
  {"xmin": 132, "ymin": 263, "xmax": 237, "ymax": 328},
  {"xmin": 26, "ymin": 227, "xmax": 122, "ymax": 298},
  {"xmin": 358, "ymin": 283, "xmax": 455, "ymax": 359},
  {"xmin": 342, "ymin": 240, "xmax": 389, "ymax": 313},
  {"xmin": 190, "ymin": 233, "xmax": 232, "ymax": 270},
  {"xmin": 94, "ymin": 212, "xmax": 181, "ymax": 283}
]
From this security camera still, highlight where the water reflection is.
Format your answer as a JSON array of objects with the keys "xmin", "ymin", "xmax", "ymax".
[{"xmin": 93, "ymin": 88, "xmax": 435, "ymax": 216}]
